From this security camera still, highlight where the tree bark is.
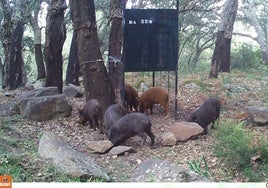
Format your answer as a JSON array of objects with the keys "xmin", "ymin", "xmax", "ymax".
[
  {"xmin": 44, "ymin": 0, "xmax": 67, "ymax": 93},
  {"xmin": 66, "ymin": 30, "xmax": 80, "ymax": 86},
  {"xmin": 0, "ymin": 58, "xmax": 3, "ymax": 89},
  {"xmin": 241, "ymin": 0, "xmax": 268, "ymax": 66},
  {"xmin": 9, "ymin": 21, "xmax": 24, "ymax": 89},
  {"xmin": 0, "ymin": 0, "xmax": 12, "ymax": 89},
  {"xmin": 70, "ymin": 0, "xmax": 115, "ymax": 113},
  {"xmin": 108, "ymin": 0, "xmax": 123, "ymax": 104},
  {"xmin": 209, "ymin": 0, "xmax": 238, "ymax": 78},
  {"xmin": 29, "ymin": 0, "xmax": 46, "ymax": 80}
]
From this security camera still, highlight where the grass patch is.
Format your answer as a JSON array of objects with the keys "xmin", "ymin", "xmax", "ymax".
[
  {"xmin": 188, "ymin": 156, "xmax": 211, "ymax": 178},
  {"xmin": 212, "ymin": 120, "xmax": 268, "ymax": 181},
  {"xmin": 183, "ymin": 79, "xmax": 212, "ymax": 89}
]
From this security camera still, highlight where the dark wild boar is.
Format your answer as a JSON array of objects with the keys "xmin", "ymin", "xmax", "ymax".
[
  {"xmin": 104, "ymin": 104, "xmax": 127, "ymax": 132},
  {"xmin": 107, "ymin": 112, "xmax": 155, "ymax": 147},
  {"xmin": 78, "ymin": 99, "xmax": 102, "ymax": 132},
  {"xmin": 187, "ymin": 97, "xmax": 221, "ymax": 134},
  {"xmin": 124, "ymin": 84, "xmax": 139, "ymax": 112},
  {"xmin": 139, "ymin": 86, "xmax": 169, "ymax": 116}
]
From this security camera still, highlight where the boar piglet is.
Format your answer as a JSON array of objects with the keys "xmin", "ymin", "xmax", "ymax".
[
  {"xmin": 104, "ymin": 104, "xmax": 127, "ymax": 132},
  {"xmin": 124, "ymin": 84, "xmax": 139, "ymax": 112},
  {"xmin": 78, "ymin": 99, "xmax": 102, "ymax": 132},
  {"xmin": 187, "ymin": 97, "xmax": 221, "ymax": 134},
  {"xmin": 107, "ymin": 112, "xmax": 155, "ymax": 147},
  {"xmin": 139, "ymin": 86, "xmax": 169, "ymax": 116}
]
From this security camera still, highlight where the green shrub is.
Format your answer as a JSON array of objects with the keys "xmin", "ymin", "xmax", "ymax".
[
  {"xmin": 213, "ymin": 120, "xmax": 268, "ymax": 181},
  {"xmin": 231, "ymin": 44, "xmax": 262, "ymax": 70}
]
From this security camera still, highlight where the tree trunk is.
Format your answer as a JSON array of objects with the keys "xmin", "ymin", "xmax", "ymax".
[
  {"xmin": 65, "ymin": 10, "xmax": 80, "ymax": 86},
  {"xmin": 30, "ymin": 0, "xmax": 46, "ymax": 80},
  {"xmin": 242, "ymin": 0, "xmax": 268, "ymax": 66},
  {"xmin": 108, "ymin": 0, "xmax": 123, "ymax": 104},
  {"xmin": 0, "ymin": 58, "xmax": 3, "ymax": 89},
  {"xmin": 35, "ymin": 44, "xmax": 46, "ymax": 79},
  {"xmin": 9, "ymin": 21, "xmax": 24, "ymax": 89},
  {"xmin": 44, "ymin": 0, "xmax": 67, "ymax": 93},
  {"xmin": 209, "ymin": 0, "xmax": 238, "ymax": 78},
  {"xmin": 70, "ymin": 0, "xmax": 115, "ymax": 113},
  {"xmin": 0, "ymin": 0, "xmax": 12, "ymax": 89}
]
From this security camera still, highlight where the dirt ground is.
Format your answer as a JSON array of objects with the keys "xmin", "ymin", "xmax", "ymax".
[{"xmin": 1, "ymin": 71, "xmax": 268, "ymax": 182}]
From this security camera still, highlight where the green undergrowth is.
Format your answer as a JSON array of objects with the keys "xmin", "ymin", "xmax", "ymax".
[{"xmin": 212, "ymin": 120, "xmax": 268, "ymax": 182}]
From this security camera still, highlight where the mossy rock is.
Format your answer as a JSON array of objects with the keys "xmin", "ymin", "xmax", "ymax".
[{"xmin": 183, "ymin": 79, "xmax": 212, "ymax": 88}]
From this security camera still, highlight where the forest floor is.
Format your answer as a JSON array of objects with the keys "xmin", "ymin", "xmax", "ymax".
[{"xmin": 0, "ymin": 69, "xmax": 268, "ymax": 182}]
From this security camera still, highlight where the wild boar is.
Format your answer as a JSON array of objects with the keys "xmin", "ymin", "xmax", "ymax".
[
  {"xmin": 124, "ymin": 84, "xmax": 139, "ymax": 112},
  {"xmin": 139, "ymin": 86, "xmax": 169, "ymax": 116},
  {"xmin": 187, "ymin": 97, "xmax": 221, "ymax": 134},
  {"xmin": 107, "ymin": 112, "xmax": 155, "ymax": 147},
  {"xmin": 78, "ymin": 99, "xmax": 102, "ymax": 132},
  {"xmin": 104, "ymin": 104, "xmax": 127, "ymax": 132}
]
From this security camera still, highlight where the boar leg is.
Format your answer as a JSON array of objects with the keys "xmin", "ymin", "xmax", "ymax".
[
  {"xmin": 149, "ymin": 105, "xmax": 153, "ymax": 114},
  {"xmin": 138, "ymin": 132, "xmax": 148, "ymax": 147},
  {"xmin": 203, "ymin": 126, "xmax": 208, "ymax": 135},
  {"xmin": 144, "ymin": 129, "xmax": 155, "ymax": 146},
  {"xmin": 88, "ymin": 119, "xmax": 94, "ymax": 130}
]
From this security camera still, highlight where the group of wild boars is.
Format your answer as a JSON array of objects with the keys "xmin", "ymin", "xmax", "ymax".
[
  {"xmin": 139, "ymin": 86, "xmax": 170, "ymax": 116},
  {"xmin": 78, "ymin": 99, "xmax": 102, "ymax": 132},
  {"xmin": 124, "ymin": 84, "xmax": 139, "ymax": 112},
  {"xmin": 124, "ymin": 85, "xmax": 170, "ymax": 116},
  {"xmin": 187, "ymin": 97, "xmax": 221, "ymax": 134},
  {"xmin": 78, "ymin": 98, "xmax": 155, "ymax": 147},
  {"xmin": 106, "ymin": 112, "xmax": 155, "ymax": 146}
]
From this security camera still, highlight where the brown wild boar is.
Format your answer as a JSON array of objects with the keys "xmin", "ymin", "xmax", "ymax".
[
  {"xmin": 124, "ymin": 84, "xmax": 139, "ymax": 112},
  {"xmin": 139, "ymin": 86, "xmax": 169, "ymax": 116},
  {"xmin": 187, "ymin": 97, "xmax": 221, "ymax": 134},
  {"xmin": 106, "ymin": 112, "xmax": 155, "ymax": 147},
  {"xmin": 104, "ymin": 104, "xmax": 127, "ymax": 132},
  {"xmin": 78, "ymin": 99, "xmax": 102, "ymax": 132}
]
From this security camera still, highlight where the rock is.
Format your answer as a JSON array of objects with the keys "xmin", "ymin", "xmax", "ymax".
[
  {"xmin": 38, "ymin": 131, "xmax": 110, "ymax": 181},
  {"xmin": 63, "ymin": 84, "xmax": 83, "ymax": 98},
  {"xmin": 0, "ymin": 103, "xmax": 20, "ymax": 116},
  {"xmin": 185, "ymin": 83, "xmax": 199, "ymax": 89},
  {"xmin": 160, "ymin": 132, "xmax": 177, "ymax": 146},
  {"xmin": 19, "ymin": 87, "xmax": 59, "ymax": 101},
  {"xmin": 108, "ymin": 146, "xmax": 135, "ymax": 156},
  {"xmin": 20, "ymin": 94, "xmax": 72, "ymax": 121},
  {"xmin": 224, "ymin": 84, "xmax": 248, "ymax": 93},
  {"xmin": 246, "ymin": 106, "xmax": 268, "ymax": 125},
  {"xmin": 131, "ymin": 159, "xmax": 210, "ymax": 182},
  {"xmin": 86, "ymin": 140, "xmax": 113, "ymax": 153},
  {"xmin": 169, "ymin": 121, "xmax": 204, "ymax": 142},
  {"xmin": 32, "ymin": 79, "xmax": 46, "ymax": 89}
]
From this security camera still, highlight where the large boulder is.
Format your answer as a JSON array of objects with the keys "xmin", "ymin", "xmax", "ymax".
[
  {"xmin": 169, "ymin": 121, "xmax": 204, "ymax": 142},
  {"xmin": 131, "ymin": 159, "xmax": 210, "ymax": 182},
  {"xmin": 19, "ymin": 87, "xmax": 60, "ymax": 101},
  {"xmin": 38, "ymin": 131, "xmax": 110, "ymax": 181},
  {"xmin": 63, "ymin": 84, "xmax": 83, "ymax": 98},
  {"xmin": 246, "ymin": 106, "xmax": 268, "ymax": 125},
  {"xmin": 20, "ymin": 94, "xmax": 72, "ymax": 121},
  {"xmin": 0, "ymin": 103, "xmax": 20, "ymax": 116}
]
